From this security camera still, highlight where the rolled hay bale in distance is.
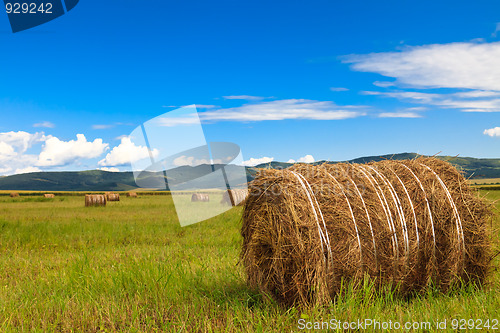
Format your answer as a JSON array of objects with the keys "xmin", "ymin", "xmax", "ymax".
[
  {"xmin": 85, "ymin": 194, "xmax": 106, "ymax": 207},
  {"xmin": 191, "ymin": 193, "xmax": 210, "ymax": 202},
  {"xmin": 221, "ymin": 189, "xmax": 248, "ymax": 206},
  {"xmin": 43, "ymin": 194, "xmax": 55, "ymax": 198},
  {"xmin": 105, "ymin": 193, "xmax": 120, "ymax": 202},
  {"xmin": 241, "ymin": 157, "xmax": 492, "ymax": 307},
  {"xmin": 10, "ymin": 193, "xmax": 19, "ymax": 198},
  {"xmin": 127, "ymin": 192, "xmax": 138, "ymax": 198}
]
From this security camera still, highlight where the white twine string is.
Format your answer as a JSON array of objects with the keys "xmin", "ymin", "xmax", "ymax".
[
  {"xmin": 357, "ymin": 165, "xmax": 399, "ymax": 261},
  {"xmin": 387, "ymin": 166, "xmax": 420, "ymax": 252},
  {"xmin": 323, "ymin": 170, "xmax": 364, "ymax": 267},
  {"xmin": 290, "ymin": 171, "xmax": 334, "ymax": 270},
  {"xmin": 342, "ymin": 165, "xmax": 378, "ymax": 269},
  {"xmin": 398, "ymin": 163, "xmax": 437, "ymax": 253},
  {"xmin": 419, "ymin": 163, "xmax": 465, "ymax": 254},
  {"xmin": 367, "ymin": 165, "xmax": 410, "ymax": 258}
]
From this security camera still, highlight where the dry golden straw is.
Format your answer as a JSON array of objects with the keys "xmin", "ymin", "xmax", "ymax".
[
  {"xmin": 127, "ymin": 192, "xmax": 138, "ymax": 198},
  {"xmin": 9, "ymin": 193, "xmax": 19, "ymax": 198},
  {"xmin": 241, "ymin": 158, "xmax": 492, "ymax": 307},
  {"xmin": 85, "ymin": 194, "xmax": 106, "ymax": 207},
  {"xmin": 105, "ymin": 192, "xmax": 120, "ymax": 202},
  {"xmin": 191, "ymin": 193, "xmax": 210, "ymax": 202},
  {"xmin": 43, "ymin": 194, "xmax": 55, "ymax": 198},
  {"xmin": 221, "ymin": 189, "xmax": 248, "ymax": 206}
]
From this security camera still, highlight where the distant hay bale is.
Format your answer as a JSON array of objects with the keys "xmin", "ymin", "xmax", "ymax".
[
  {"xmin": 191, "ymin": 193, "xmax": 210, "ymax": 202},
  {"xmin": 85, "ymin": 194, "xmax": 106, "ymax": 207},
  {"xmin": 127, "ymin": 192, "xmax": 138, "ymax": 198},
  {"xmin": 241, "ymin": 158, "xmax": 493, "ymax": 307},
  {"xmin": 105, "ymin": 193, "xmax": 120, "ymax": 202},
  {"xmin": 221, "ymin": 189, "xmax": 248, "ymax": 206},
  {"xmin": 43, "ymin": 194, "xmax": 55, "ymax": 198},
  {"xmin": 10, "ymin": 193, "xmax": 19, "ymax": 198}
]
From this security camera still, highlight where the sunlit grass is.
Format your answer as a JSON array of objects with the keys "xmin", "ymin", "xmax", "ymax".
[{"xmin": 0, "ymin": 192, "xmax": 498, "ymax": 332}]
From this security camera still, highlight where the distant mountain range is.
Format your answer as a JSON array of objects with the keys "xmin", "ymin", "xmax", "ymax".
[{"xmin": 0, "ymin": 153, "xmax": 499, "ymax": 191}]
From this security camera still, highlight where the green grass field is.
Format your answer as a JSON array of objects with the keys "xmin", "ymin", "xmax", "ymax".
[{"xmin": 0, "ymin": 192, "xmax": 499, "ymax": 332}]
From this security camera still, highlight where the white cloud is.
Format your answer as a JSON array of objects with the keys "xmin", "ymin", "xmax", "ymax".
[
  {"xmin": 0, "ymin": 142, "xmax": 16, "ymax": 160},
  {"xmin": 173, "ymin": 155, "xmax": 212, "ymax": 167},
  {"xmin": 288, "ymin": 155, "xmax": 315, "ymax": 163},
  {"xmin": 241, "ymin": 156, "xmax": 274, "ymax": 166},
  {"xmin": 92, "ymin": 124, "xmax": 114, "ymax": 130},
  {"xmin": 492, "ymin": 23, "xmax": 500, "ymax": 37},
  {"xmin": 329, "ymin": 87, "xmax": 349, "ymax": 92},
  {"xmin": 378, "ymin": 112, "xmax": 422, "ymax": 118},
  {"xmin": 484, "ymin": 127, "xmax": 500, "ymax": 137},
  {"xmin": 373, "ymin": 81, "xmax": 395, "ymax": 88},
  {"xmin": 15, "ymin": 166, "xmax": 41, "ymax": 174},
  {"xmin": 98, "ymin": 137, "xmax": 158, "ymax": 166},
  {"xmin": 33, "ymin": 121, "xmax": 55, "ymax": 128},
  {"xmin": 155, "ymin": 99, "xmax": 365, "ymax": 125},
  {"xmin": 344, "ymin": 42, "xmax": 500, "ymax": 91},
  {"xmin": 0, "ymin": 131, "xmax": 50, "ymax": 154},
  {"xmin": 223, "ymin": 95, "xmax": 266, "ymax": 101},
  {"xmin": 99, "ymin": 167, "xmax": 120, "ymax": 172},
  {"xmin": 38, "ymin": 134, "xmax": 108, "ymax": 167}
]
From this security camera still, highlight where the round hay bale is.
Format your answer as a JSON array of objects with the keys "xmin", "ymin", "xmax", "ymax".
[
  {"xmin": 221, "ymin": 189, "xmax": 248, "ymax": 206},
  {"xmin": 241, "ymin": 158, "xmax": 492, "ymax": 307},
  {"xmin": 85, "ymin": 194, "xmax": 106, "ymax": 207},
  {"xmin": 191, "ymin": 193, "xmax": 210, "ymax": 202},
  {"xmin": 10, "ymin": 192, "xmax": 19, "ymax": 198},
  {"xmin": 105, "ymin": 193, "xmax": 120, "ymax": 202},
  {"xmin": 43, "ymin": 194, "xmax": 55, "ymax": 198},
  {"xmin": 127, "ymin": 192, "xmax": 138, "ymax": 198}
]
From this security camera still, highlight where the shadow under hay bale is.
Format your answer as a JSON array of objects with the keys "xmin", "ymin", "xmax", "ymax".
[
  {"xmin": 85, "ymin": 194, "xmax": 106, "ymax": 207},
  {"xmin": 105, "ymin": 193, "xmax": 120, "ymax": 202},
  {"xmin": 191, "ymin": 193, "xmax": 210, "ymax": 202},
  {"xmin": 241, "ymin": 157, "xmax": 493, "ymax": 307},
  {"xmin": 221, "ymin": 189, "xmax": 248, "ymax": 206},
  {"xmin": 43, "ymin": 194, "xmax": 55, "ymax": 198}
]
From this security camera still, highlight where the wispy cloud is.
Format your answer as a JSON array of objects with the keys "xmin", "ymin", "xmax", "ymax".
[
  {"xmin": 344, "ymin": 42, "xmax": 500, "ymax": 91},
  {"xmin": 492, "ymin": 23, "xmax": 500, "ymax": 38},
  {"xmin": 378, "ymin": 112, "xmax": 422, "ymax": 118},
  {"xmin": 329, "ymin": 87, "xmax": 349, "ymax": 92},
  {"xmin": 155, "ymin": 99, "xmax": 366, "ymax": 125},
  {"xmin": 33, "ymin": 121, "xmax": 55, "ymax": 128},
  {"xmin": 92, "ymin": 124, "xmax": 114, "ymax": 130},
  {"xmin": 222, "ymin": 95, "xmax": 266, "ymax": 101}
]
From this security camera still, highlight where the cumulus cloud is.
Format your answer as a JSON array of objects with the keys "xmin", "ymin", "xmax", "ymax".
[
  {"xmin": 38, "ymin": 134, "xmax": 108, "ymax": 167},
  {"xmin": 33, "ymin": 121, "xmax": 55, "ymax": 128},
  {"xmin": 173, "ymin": 155, "xmax": 211, "ymax": 167},
  {"xmin": 99, "ymin": 167, "xmax": 120, "ymax": 172},
  {"xmin": 15, "ymin": 166, "xmax": 41, "ymax": 174},
  {"xmin": 0, "ymin": 131, "xmax": 49, "ymax": 154},
  {"xmin": 98, "ymin": 137, "xmax": 158, "ymax": 167},
  {"xmin": 241, "ymin": 156, "xmax": 274, "ymax": 166},
  {"xmin": 287, "ymin": 155, "xmax": 315, "ymax": 163},
  {"xmin": 484, "ymin": 127, "xmax": 500, "ymax": 137}
]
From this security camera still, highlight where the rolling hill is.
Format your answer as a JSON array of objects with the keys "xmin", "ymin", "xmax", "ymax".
[{"xmin": 0, "ymin": 153, "xmax": 499, "ymax": 191}]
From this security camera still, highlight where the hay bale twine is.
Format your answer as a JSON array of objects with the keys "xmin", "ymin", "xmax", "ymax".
[
  {"xmin": 127, "ymin": 192, "xmax": 138, "ymax": 198},
  {"xmin": 10, "ymin": 192, "xmax": 19, "ymax": 198},
  {"xmin": 241, "ymin": 158, "xmax": 492, "ymax": 307},
  {"xmin": 221, "ymin": 189, "xmax": 248, "ymax": 206},
  {"xmin": 43, "ymin": 194, "xmax": 55, "ymax": 198},
  {"xmin": 85, "ymin": 194, "xmax": 106, "ymax": 207},
  {"xmin": 105, "ymin": 193, "xmax": 120, "ymax": 202},
  {"xmin": 191, "ymin": 193, "xmax": 210, "ymax": 202}
]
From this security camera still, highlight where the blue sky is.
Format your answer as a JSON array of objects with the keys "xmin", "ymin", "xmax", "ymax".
[{"xmin": 0, "ymin": 0, "xmax": 499, "ymax": 174}]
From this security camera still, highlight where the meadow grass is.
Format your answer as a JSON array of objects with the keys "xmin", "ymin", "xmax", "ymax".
[{"xmin": 0, "ymin": 192, "xmax": 498, "ymax": 332}]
